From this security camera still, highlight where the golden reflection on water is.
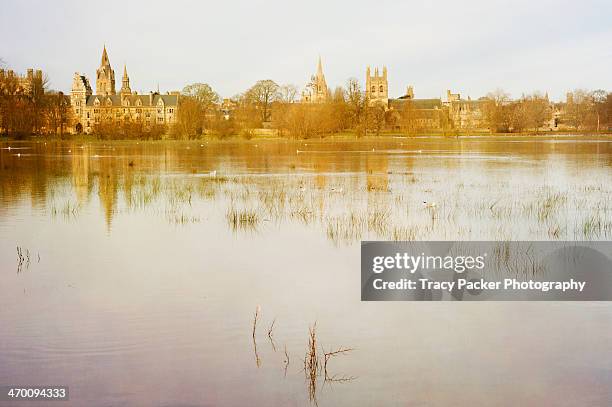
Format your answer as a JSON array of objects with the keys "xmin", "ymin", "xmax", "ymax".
[{"xmin": 1, "ymin": 137, "xmax": 611, "ymax": 241}]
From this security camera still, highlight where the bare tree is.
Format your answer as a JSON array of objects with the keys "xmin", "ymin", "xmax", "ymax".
[
  {"xmin": 565, "ymin": 89, "xmax": 597, "ymax": 131},
  {"xmin": 278, "ymin": 84, "xmax": 298, "ymax": 104},
  {"xmin": 245, "ymin": 80, "xmax": 279, "ymax": 123},
  {"xmin": 345, "ymin": 78, "xmax": 367, "ymax": 136},
  {"xmin": 182, "ymin": 83, "xmax": 220, "ymax": 110},
  {"xmin": 592, "ymin": 89, "xmax": 608, "ymax": 132}
]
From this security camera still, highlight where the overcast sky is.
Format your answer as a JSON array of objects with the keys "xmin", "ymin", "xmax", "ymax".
[{"xmin": 1, "ymin": 0, "xmax": 610, "ymax": 101}]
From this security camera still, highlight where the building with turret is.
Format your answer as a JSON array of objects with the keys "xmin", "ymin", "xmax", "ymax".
[
  {"xmin": 301, "ymin": 57, "xmax": 329, "ymax": 103},
  {"xmin": 70, "ymin": 46, "xmax": 178, "ymax": 134},
  {"xmin": 366, "ymin": 66, "xmax": 388, "ymax": 106}
]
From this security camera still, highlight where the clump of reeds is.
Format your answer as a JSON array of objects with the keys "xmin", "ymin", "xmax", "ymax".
[
  {"xmin": 581, "ymin": 214, "xmax": 612, "ymax": 239},
  {"xmin": 16, "ymin": 246, "xmax": 31, "ymax": 273},
  {"xmin": 367, "ymin": 207, "xmax": 390, "ymax": 236},
  {"xmin": 305, "ymin": 323, "xmax": 318, "ymax": 376},
  {"xmin": 325, "ymin": 212, "xmax": 366, "ymax": 244},
  {"xmin": 226, "ymin": 207, "xmax": 260, "ymax": 232},
  {"xmin": 166, "ymin": 209, "xmax": 200, "ymax": 225},
  {"xmin": 305, "ymin": 323, "xmax": 319, "ymax": 404},
  {"xmin": 390, "ymin": 225, "xmax": 418, "ymax": 241}
]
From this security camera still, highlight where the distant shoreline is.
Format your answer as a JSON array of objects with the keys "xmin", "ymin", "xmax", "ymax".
[{"xmin": 2, "ymin": 131, "xmax": 612, "ymax": 143}]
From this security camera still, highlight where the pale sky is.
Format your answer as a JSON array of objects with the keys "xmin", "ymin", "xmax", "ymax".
[{"xmin": 1, "ymin": 0, "xmax": 610, "ymax": 101}]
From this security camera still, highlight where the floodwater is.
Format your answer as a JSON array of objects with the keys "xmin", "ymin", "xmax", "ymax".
[{"xmin": 1, "ymin": 136, "xmax": 611, "ymax": 406}]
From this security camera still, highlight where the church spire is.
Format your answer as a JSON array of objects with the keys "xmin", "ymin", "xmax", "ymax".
[
  {"xmin": 311, "ymin": 56, "xmax": 328, "ymax": 103},
  {"xmin": 120, "ymin": 64, "xmax": 131, "ymax": 96},
  {"xmin": 96, "ymin": 45, "xmax": 116, "ymax": 95},
  {"xmin": 101, "ymin": 45, "xmax": 110, "ymax": 66}
]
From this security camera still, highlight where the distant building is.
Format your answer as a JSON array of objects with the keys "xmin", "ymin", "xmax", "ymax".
[
  {"xmin": 366, "ymin": 66, "xmax": 388, "ymax": 106},
  {"xmin": 0, "ymin": 68, "xmax": 44, "ymax": 96},
  {"xmin": 221, "ymin": 98, "xmax": 237, "ymax": 120},
  {"xmin": 389, "ymin": 87, "xmax": 444, "ymax": 130},
  {"xmin": 70, "ymin": 46, "xmax": 178, "ymax": 134},
  {"xmin": 301, "ymin": 57, "xmax": 329, "ymax": 103},
  {"xmin": 443, "ymin": 90, "xmax": 486, "ymax": 130}
]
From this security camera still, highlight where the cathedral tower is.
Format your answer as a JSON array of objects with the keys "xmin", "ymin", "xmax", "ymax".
[
  {"xmin": 366, "ymin": 66, "xmax": 388, "ymax": 107},
  {"xmin": 96, "ymin": 46, "xmax": 116, "ymax": 96}
]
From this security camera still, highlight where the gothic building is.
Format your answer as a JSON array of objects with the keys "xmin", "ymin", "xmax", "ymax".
[
  {"xmin": 366, "ymin": 65, "xmax": 485, "ymax": 131},
  {"xmin": 96, "ymin": 47, "xmax": 116, "ymax": 96},
  {"xmin": 301, "ymin": 57, "xmax": 329, "ymax": 103},
  {"xmin": 366, "ymin": 66, "xmax": 388, "ymax": 106},
  {"xmin": 70, "ymin": 46, "xmax": 178, "ymax": 134}
]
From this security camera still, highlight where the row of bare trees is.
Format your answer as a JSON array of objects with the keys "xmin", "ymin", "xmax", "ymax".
[
  {"xmin": 563, "ymin": 89, "xmax": 610, "ymax": 131},
  {"xmin": 173, "ymin": 78, "xmax": 398, "ymax": 139},
  {"xmin": 482, "ymin": 89, "xmax": 612, "ymax": 133},
  {"xmin": 172, "ymin": 79, "xmax": 611, "ymax": 139},
  {"xmin": 0, "ymin": 66, "xmax": 72, "ymax": 138},
  {"xmin": 482, "ymin": 90, "xmax": 551, "ymax": 133}
]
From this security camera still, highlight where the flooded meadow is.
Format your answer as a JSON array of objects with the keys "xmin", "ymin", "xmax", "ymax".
[{"xmin": 1, "ymin": 136, "xmax": 611, "ymax": 406}]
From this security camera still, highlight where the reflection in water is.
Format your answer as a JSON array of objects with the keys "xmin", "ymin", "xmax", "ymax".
[
  {"xmin": 1, "ymin": 138, "xmax": 611, "ymax": 406},
  {"xmin": 2, "ymin": 137, "xmax": 612, "ymax": 242}
]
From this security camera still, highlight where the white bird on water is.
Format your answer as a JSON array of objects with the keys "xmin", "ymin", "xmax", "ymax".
[
  {"xmin": 423, "ymin": 201, "xmax": 437, "ymax": 208},
  {"xmin": 209, "ymin": 170, "xmax": 217, "ymax": 177}
]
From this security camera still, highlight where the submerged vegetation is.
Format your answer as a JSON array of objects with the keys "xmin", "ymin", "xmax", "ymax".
[
  {"xmin": 3, "ymin": 139, "xmax": 611, "ymax": 243},
  {"xmin": 36, "ymin": 160, "xmax": 612, "ymax": 244}
]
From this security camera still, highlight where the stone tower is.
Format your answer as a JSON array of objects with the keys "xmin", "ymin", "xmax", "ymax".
[
  {"xmin": 302, "ymin": 56, "xmax": 329, "ymax": 103},
  {"xmin": 120, "ymin": 64, "xmax": 131, "ymax": 97},
  {"xmin": 312, "ymin": 56, "xmax": 329, "ymax": 102},
  {"xmin": 70, "ymin": 72, "xmax": 93, "ymax": 130},
  {"xmin": 96, "ymin": 46, "xmax": 116, "ymax": 96},
  {"xmin": 366, "ymin": 66, "xmax": 388, "ymax": 107}
]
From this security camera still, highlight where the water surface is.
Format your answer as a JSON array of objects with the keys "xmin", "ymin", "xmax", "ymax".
[{"xmin": 1, "ymin": 136, "xmax": 611, "ymax": 406}]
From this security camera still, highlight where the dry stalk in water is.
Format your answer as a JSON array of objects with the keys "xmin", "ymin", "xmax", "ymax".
[
  {"xmin": 252, "ymin": 305, "xmax": 260, "ymax": 339},
  {"xmin": 323, "ymin": 347, "xmax": 354, "ymax": 380},
  {"xmin": 268, "ymin": 318, "xmax": 276, "ymax": 338}
]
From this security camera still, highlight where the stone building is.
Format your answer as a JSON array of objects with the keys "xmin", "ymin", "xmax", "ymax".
[
  {"xmin": 96, "ymin": 47, "xmax": 116, "ymax": 96},
  {"xmin": 70, "ymin": 46, "xmax": 178, "ymax": 134},
  {"xmin": 443, "ymin": 90, "xmax": 486, "ymax": 130},
  {"xmin": 389, "ymin": 87, "xmax": 444, "ymax": 130},
  {"xmin": 301, "ymin": 57, "xmax": 329, "ymax": 103},
  {"xmin": 0, "ymin": 68, "xmax": 44, "ymax": 96},
  {"xmin": 366, "ymin": 66, "xmax": 388, "ymax": 106}
]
